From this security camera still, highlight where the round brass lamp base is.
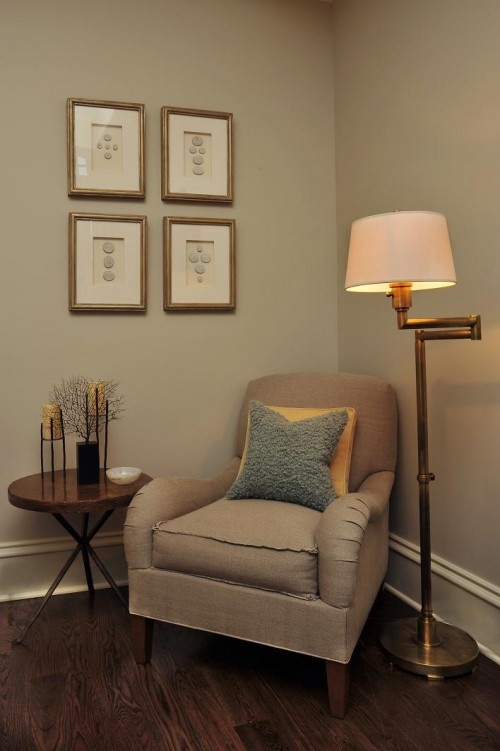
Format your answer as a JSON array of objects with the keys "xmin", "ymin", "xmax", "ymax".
[{"xmin": 380, "ymin": 618, "xmax": 479, "ymax": 678}]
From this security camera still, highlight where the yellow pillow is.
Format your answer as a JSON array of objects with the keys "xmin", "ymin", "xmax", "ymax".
[{"xmin": 239, "ymin": 406, "xmax": 356, "ymax": 497}]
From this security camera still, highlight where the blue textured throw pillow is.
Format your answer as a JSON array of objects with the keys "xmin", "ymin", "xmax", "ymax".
[{"xmin": 227, "ymin": 401, "xmax": 349, "ymax": 511}]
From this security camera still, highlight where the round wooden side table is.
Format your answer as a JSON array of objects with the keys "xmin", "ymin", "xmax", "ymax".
[{"xmin": 8, "ymin": 468, "xmax": 152, "ymax": 644}]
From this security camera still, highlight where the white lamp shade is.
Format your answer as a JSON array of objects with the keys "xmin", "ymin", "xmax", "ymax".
[{"xmin": 345, "ymin": 211, "xmax": 457, "ymax": 292}]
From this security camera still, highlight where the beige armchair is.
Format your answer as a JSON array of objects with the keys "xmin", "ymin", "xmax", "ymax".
[{"xmin": 124, "ymin": 372, "xmax": 397, "ymax": 717}]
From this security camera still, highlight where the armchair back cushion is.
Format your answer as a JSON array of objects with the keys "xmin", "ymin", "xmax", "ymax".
[{"xmin": 236, "ymin": 372, "xmax": 397, "ymax": 492}]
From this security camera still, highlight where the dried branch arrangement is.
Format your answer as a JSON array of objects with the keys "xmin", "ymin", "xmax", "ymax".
[{"xmin": 48, "ymin": 376, "xmax": 124, "ymax": 442}]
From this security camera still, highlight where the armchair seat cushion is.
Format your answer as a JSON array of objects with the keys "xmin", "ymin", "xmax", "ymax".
[{"xmin": 152, "ymin": 498, "xmax": 321, "ymax": 599}]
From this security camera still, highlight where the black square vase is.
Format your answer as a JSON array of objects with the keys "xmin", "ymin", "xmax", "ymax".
[{"xmin": 77, "ymin": 441, "xmax": 100, "ymax": 484}]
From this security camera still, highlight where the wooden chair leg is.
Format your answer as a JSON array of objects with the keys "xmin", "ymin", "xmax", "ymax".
[
  {"xmin": 325, "ymin": 659, "xmax": 350, "ymax": 718},
  {"xmin": 131, "ymin": 615, "xmax": 154, "ymax": 664}
]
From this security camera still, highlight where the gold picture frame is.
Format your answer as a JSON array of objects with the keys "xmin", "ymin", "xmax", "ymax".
[
  {"xmin": 67, "ymin": 98, "xmax": 145, "ymax": 197},
  {"xmin": 69, "ymin": 213, "xmax": 147, "ymax": 311},
  {"xmin": 161, "ymin": 106, "xmax": 233, "ymax": 202},
  {"xmin": 164, "ymin": 217, "xmax": 235, "ymax": 311}
]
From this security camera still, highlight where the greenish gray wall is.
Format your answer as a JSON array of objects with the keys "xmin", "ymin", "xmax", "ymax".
[
  {"xmin": 333, "ymin": 0, "xmax": 500, "ymax": 656},
  {"xmin": 0, "ymin": 0, "xmax": 337, "ymax": 562}
]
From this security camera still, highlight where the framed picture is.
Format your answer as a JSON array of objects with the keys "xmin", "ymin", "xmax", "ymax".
[
  {"xmin": 161, "ymin": 107, "xmax": 233, "ymax": 202},
  {"xmin": 67, "ymin": 98, "xmax": 145, "ymax": 197},
  {"xmin": 164, "ymin": 217, "xmax": 235, "ymax": 311},
  {"xmin": 69, "ymin": 213, "xmax": 147, "ymax": 311}
]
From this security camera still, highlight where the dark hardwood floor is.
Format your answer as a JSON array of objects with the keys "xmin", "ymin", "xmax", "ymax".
[{"xmin": 0, "ymin": 587, "xmax": 498, "ymax": 750}]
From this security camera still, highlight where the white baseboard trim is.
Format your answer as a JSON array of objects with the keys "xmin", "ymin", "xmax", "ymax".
[
  {"xmin": 0, "ymin": 530, "xmax": 123, "ymax": 559},
  {"xmin": 387, "ymin": 533, "xmax": 500, "ymax": 665},
  {"xmin": 0, "ymin": 531, "xmax": 128, "ymax": 602}
]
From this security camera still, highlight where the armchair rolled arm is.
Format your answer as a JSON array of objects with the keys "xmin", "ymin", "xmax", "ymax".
[
  {"xmin": 315, "ymin": 470, "xmax": 395, "ymax": 608},
  {"xmin": 124, "ymin": 457, "xmax": 241, "ymax": 569}
]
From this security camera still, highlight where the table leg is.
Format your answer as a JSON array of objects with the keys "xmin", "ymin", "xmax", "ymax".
[
  {"xmin": 13, "ymin": 508, "xmax": 126, "ymax": 645},
  {"xmin": 80, "ymin": 513, "xmax": 95, "ymax": 594},
  {"xmin": 52, "ymin": 511, "xmax": 124, "ymax": 605},
  {"xmin": 13, "ymin": 542, "xmax": 84, "ymax": 644},
  {"xmin": 85, "ymin": 544, "xmax": 128, "ymax": 609}
]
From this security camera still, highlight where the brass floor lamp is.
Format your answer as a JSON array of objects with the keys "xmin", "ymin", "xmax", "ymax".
[{"xmin": 345, "ymin": 210, "xmax": 481, "ymax": 677}]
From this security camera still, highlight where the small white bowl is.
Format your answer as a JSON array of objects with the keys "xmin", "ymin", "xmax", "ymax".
[{"xmin": 106, "ymin": 467, "xmax": 142, "ymax": 485}]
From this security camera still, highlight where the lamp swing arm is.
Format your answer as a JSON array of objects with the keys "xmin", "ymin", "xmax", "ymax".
[
  {"xmin": 386, "ymin": 285, "xmax": 481, "ymax": 339},
  {"xmin": 396, "ymin": 310, "xmax": 482, "ymax": 340}
]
